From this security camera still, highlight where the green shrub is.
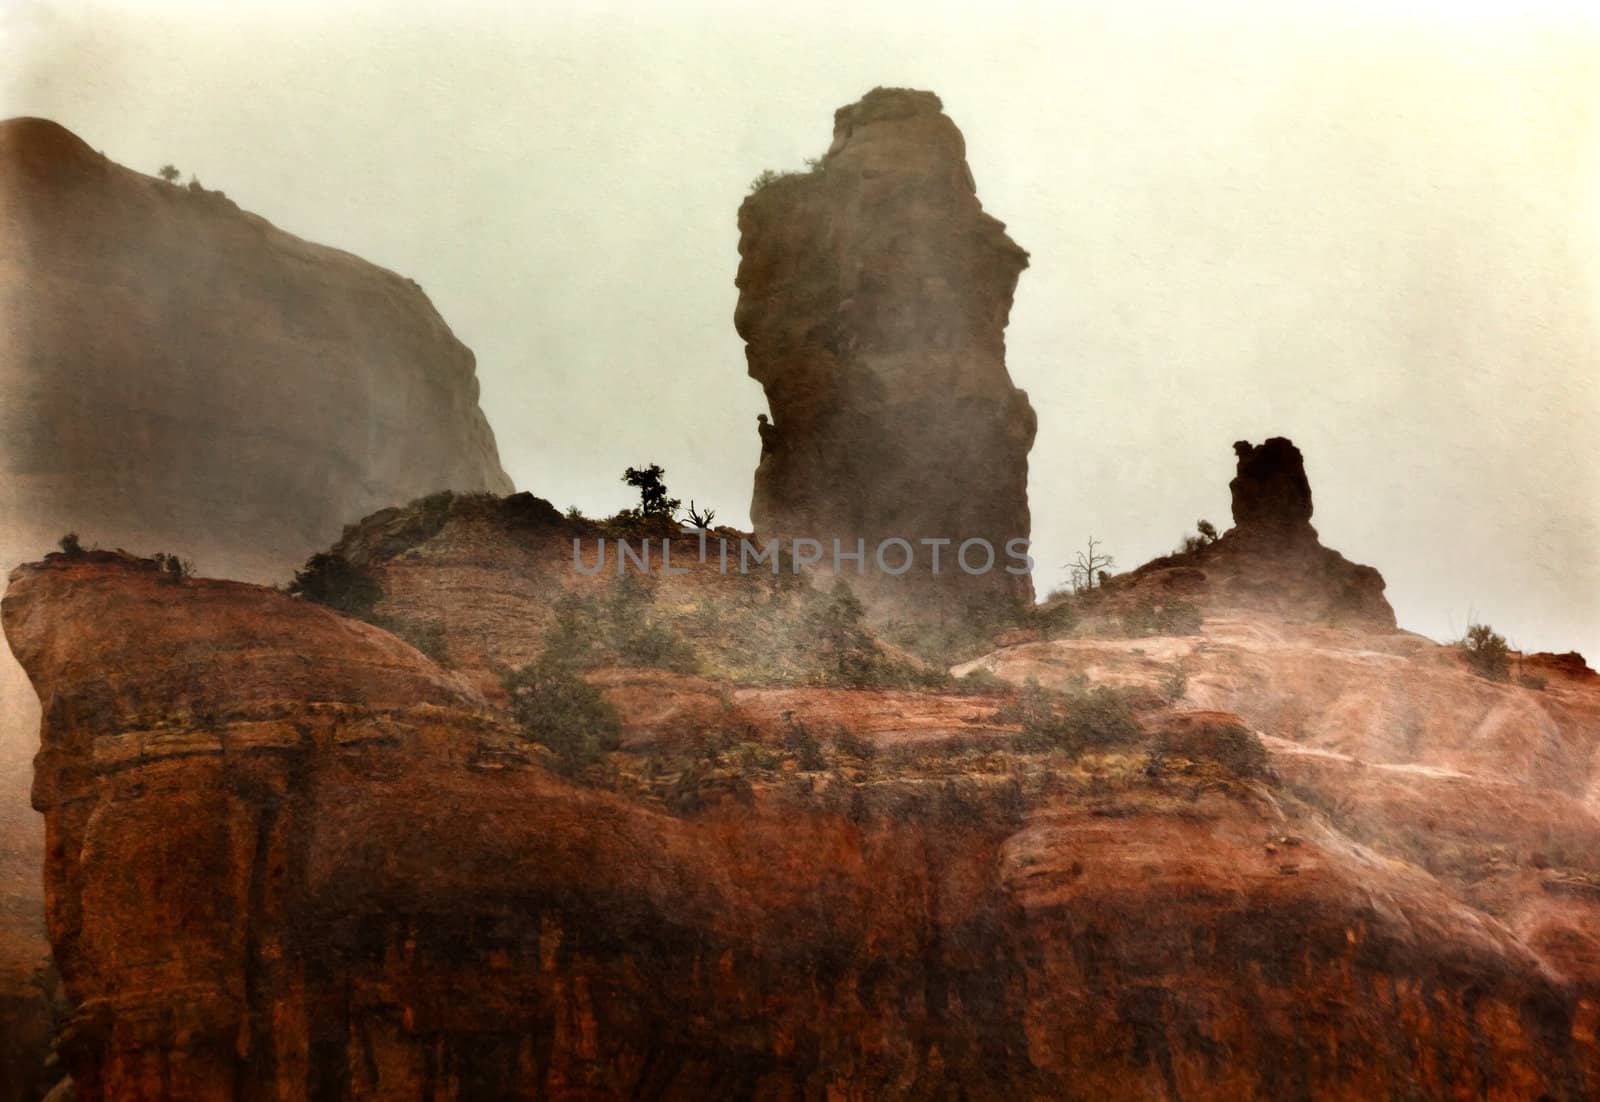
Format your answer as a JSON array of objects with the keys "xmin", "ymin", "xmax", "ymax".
[
  {"xmin": 782, "ymin": 712, "xmax": 827, "ymax": 771},
  {"xmin": 1462, "ymin": 623, "xmax": 1511, "ymax": 682},
  {"xmin": 1519, "ymin": 673, "xmax": 1548, "ymax": 692},
  {"xmin": 150, "ymin": 552, "xmax": 193, "ymax": 582},
  {"xmin": 955, "ymin": 667, "xmax": 1012, "ymax": 693},
  {"xmin": 735, "ymin": 740, "xmax": 784, "ymax": 772},
  {"xmin": 620, "ymin": 464, "xmax": 681, "ymax": 520},
  {"xmin": 617, "ymin": 621, "xmax": 699, "ymax": 672},
  {"xmin": 371, "ymin": 615, "xmax": 449, "ymax": 665},
  {"xmin": 1000, "ymin": 680, "xmax": 1141, "ymax": 754},
  {"xmin": 811, "ymin": 580, "xmax": 881, "ymax": 684},
  {"xmin": 804, "ymin": 580, "xmax": 949, "ymax": 688},
  {"xmin": 1151, "ymin": 720, "xmax": 1269, "ymax": 779},
  {"xmin": 502, "ymin": 655, "xmax": 620, "ymax": 773},
  {"xmin": 288, "ymin": 552, "xmax": 381, "ymax": 616},
  {"xmin": 668, "ymin": 762, "xmax": 707, "ymax": 815},
  {"xmin": 1159, "ymin": 667, "xmax": 1188, "ymax": 703},
  {"xmin": 541, "ymin": 580, "xmax": 699, "ymax": 673},
  {"xmin": 1035, "ymin": 600, "xmax": 1078, "ymax": 641},
  {"xmin": 833, "ymin": 728, "xmax": 877, "ymax": 761},
  {"xmin": 544, "ymin": 591, "xmax": 602, "ymax": 668},
  {"xmin": 604, "ymin": 578, "xmax": 698, "ymax": 672},
  {"xmin": 57, "ymin": 532, "xmax": 82, "ymax": 556}
]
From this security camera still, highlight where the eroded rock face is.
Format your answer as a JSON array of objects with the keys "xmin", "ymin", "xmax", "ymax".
[
  {"xmin": 735, "ymin": 88, "xmax": 1036, "ymax": 617},
  {"xmin": 8, "ymin": 554, "xmax": 1600, "ymax": 1100},
  {"xmin": 0, "ymin": 116, "xmax": 513, "ymax": 1090}
]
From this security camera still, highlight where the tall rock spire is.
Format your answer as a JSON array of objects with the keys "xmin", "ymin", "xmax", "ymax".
[{"xmin": 734, "ymin": 88, "xmax": 1036, "ymax": 616}]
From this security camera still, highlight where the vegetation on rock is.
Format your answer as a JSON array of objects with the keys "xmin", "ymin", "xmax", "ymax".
[
  {"xmin": 1462, "ymin": 622, "xmax": 1512, "ymax": 681},
  {"xmin": 502, "ymin": 652, "xmax": 621, "ymax": 773},
  {"xmin": 287, "ymin": 551, "xmax": 381, "ymax": 616}
]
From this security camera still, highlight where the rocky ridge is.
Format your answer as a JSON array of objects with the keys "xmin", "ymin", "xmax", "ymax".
[{"xmin": 6, "ymin": 483, "xmax": 1599, "ymax": 1098}]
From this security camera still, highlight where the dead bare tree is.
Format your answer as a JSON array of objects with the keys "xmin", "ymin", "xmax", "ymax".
[
  {"xmin": 1067, "ymin": 537, "xmax": 1114, "ymax": 593},
  {"xmin": 685, "ymin": 500, "xmax": 716, "ymax": 529}
]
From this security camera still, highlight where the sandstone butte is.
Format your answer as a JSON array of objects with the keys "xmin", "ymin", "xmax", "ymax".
[
  {"xmin": 0, "ymin": 116, "xmax": 512, "ymax": 1099},
  {"xmin": 736, "ymin": 88, "xmax": 1037, "ymax": 619},
  {"xmin": 5, "ymin": 434, "xmax": 1600, "ymax": 1100}
]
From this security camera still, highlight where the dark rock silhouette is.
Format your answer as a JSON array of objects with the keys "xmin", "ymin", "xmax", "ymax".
[
  {"xmin": 1230, "ymin": 436, "xmax": 1316, "ymax": 543},
  {"xmin": 735, "ymin": 88, "xmax": 1036, "ymax": 616}
]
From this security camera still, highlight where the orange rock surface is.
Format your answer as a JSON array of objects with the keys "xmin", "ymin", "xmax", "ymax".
[{"xmin": 7, "ymin": 550, "xmax": 1600, "ymax": 1099}]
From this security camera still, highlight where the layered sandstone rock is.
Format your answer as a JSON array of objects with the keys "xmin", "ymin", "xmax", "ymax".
[
  {"xmin": 0, "ymin": 116, "xmax": 513, "ymax": 1094},
  {"xmin": 959, "ymin": 617, "xmax": 1600, "ymax": 992},
  {"xmin": 735, "ymin": 88, "xmax": 1036, "ymax": 617},
  {"xmin": 8, "ymin": 553, "xmax": 1600, "ymax": 1099}
]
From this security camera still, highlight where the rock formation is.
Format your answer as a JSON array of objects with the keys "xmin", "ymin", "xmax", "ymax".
[
  {"xmin": 8, "ymin": 511, "xmax": 1600, "ymax": 1098},
  {"xmin": 1099, "ymin": 437, "xmax": 1394, "ymax": 628},
  {"xmin": 735, "ymin": 88, "xmax": 1036, "ymax": 617},
  {"xmin": 1229, "ymin": 436, "xmax": 1315, "ymax": 543},
  {"xmin": 0, "ymin": 116, "xmax": 513, "ymax": 1095}
]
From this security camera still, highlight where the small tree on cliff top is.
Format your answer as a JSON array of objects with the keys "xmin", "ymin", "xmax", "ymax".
[{"xmin": 621, "ymin": 464, "xmax": 681, "ymax": 521}]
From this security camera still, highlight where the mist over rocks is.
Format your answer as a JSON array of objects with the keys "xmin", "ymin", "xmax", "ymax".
[
  {"xmin": 0, "ymin": 116, "xmax": 514, "ymax": 578},
  {"xmin": 735, "ymin": 88, "xmax": 1037, "ymax": 619}
]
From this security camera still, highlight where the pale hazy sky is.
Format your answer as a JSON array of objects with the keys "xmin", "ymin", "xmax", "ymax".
[{"xmin": 4, "ymin": 0, "xmax": 1598, "ymax": 658}]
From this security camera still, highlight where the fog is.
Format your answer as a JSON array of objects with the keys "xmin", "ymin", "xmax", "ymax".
[{"xmin": 5, "ymin": 0, "xmax": 1598, "ymax": 658}]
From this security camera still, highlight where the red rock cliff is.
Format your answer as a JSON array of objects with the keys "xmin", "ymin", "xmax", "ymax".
[
  {"xmin": 0, "ymin": 116, "xmax": 514, "ymax": 1097},
  {"xmin": 7, "ymin": 549, "xmax": 1599, "ymax": 1100}
]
